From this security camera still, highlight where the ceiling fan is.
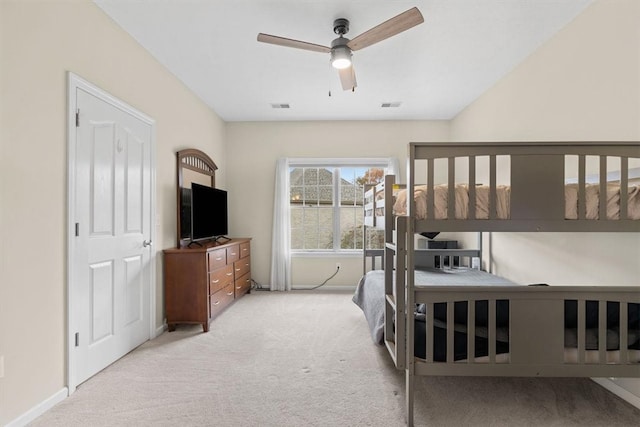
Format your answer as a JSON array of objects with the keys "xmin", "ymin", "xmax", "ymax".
[{"xmin": 257, "ymin": 7, "xmax": 424, "ymax": 91}]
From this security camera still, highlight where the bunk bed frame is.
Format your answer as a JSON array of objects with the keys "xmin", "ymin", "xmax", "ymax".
[{"xmin": 362, "ymin": 142, "xmax": 640, "ymax": 426}]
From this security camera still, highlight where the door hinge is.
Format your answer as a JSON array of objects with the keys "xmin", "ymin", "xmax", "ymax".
[
  {"xmin": 75, "ymin": 109, "xmax": 80, "ymax": 127},
  {"xmin": 75, "ymin": 332, "xmax": 79, "ymax": 347},
  {"xmin": 75, "ymin": 222, "xmax": 79, "ymax": 237}
]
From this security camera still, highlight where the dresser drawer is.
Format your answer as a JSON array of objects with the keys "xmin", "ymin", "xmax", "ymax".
[
  {"xmin": 209, "ymin": 264, "xmax": 234, "ymax": 295},
  {"xmin": 235, "ymin": 272, "xmax": 251, "ymax": 298},
  {"xmin": 226, "ymin": 245, "xmax": 240, "ymax": 264},
  {"xmin": 210, "ymin": 283, "xmax": 235, "ymax": 319},
  {"xmin": 233, "ymin": 256, "xmax": 250, "ymax": 279},
  {"xmin": 208, "ymin": 248, "xmax": 226, "ymax": 271},
  {"xmin": 239, "ymin": 241, "xmax": 251, "ymax": 258}
]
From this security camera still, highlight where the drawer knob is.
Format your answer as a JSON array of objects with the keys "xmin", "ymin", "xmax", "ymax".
[
  {"xmin": 227, "ymin": 291, "xmax": 234, "ymax": 296},
  {"xmin": 226, "ymin": 272, "xmax": 233, "ymax": 276},
  {"xmin": 213, "ymin": 300, "xmax": 220, "ymax": 306},
  {"xmin": 216, "ymin": 257, "xmax": 223, "ymax": 261},
  {"xmin": 212, "ymin": 279, "xmax": 220, "ymax": 283}
]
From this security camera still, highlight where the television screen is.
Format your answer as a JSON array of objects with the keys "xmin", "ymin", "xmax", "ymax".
[{"xmin": 190, "ymin": 183, "xmax": 228, "ymax": 241}]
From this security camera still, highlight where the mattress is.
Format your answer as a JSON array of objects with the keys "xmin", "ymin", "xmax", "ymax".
[{"xmin": 391, "ymin": 183, "xmax": 640, "ymax": 220}]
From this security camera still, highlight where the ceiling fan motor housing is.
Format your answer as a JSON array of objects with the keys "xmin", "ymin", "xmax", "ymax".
[{"xmin": 333, "ymin": 18, "xmax": 349, "ymax": 35}]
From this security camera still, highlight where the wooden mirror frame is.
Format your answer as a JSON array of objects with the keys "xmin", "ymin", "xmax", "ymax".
[{"xmin": 176, "ymin": 149, "xmax": 218, "ymax": 247}]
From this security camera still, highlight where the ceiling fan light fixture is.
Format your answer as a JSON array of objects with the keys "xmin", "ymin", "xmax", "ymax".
[{"xmin": 331, "ymin": 45, "xmax": 352, "ymax": 69}]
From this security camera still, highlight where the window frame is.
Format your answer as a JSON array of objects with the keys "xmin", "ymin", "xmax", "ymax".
[{"xmin": 288, "ymin": 157, "xmax": 396, "ymax": 255}]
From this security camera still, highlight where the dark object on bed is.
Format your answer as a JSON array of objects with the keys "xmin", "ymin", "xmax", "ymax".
[{"xmin": 420, "ymin": 231, "xmax": 440, "ymax": 239}]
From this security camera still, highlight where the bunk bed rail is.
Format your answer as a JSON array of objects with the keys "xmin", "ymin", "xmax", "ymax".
[{"xmin": 406, "ymin": 142, "xmax": 640, "ymax": 232}]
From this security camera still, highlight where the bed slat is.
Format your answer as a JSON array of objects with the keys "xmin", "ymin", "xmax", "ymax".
[
  {"xmin": 427, "ymin": 158, "xmax": 434, "ymax": 220},
  {"xmin": 447, "ymin": 302, "xmax": 455, "ymax": 363},
  {"xmin": 578, "ymin": 300, "xmax": 586, "ymax": 364},
  {"xmin": 468, "ymin": 156, "xmax": 476, "ymax": 220},
  {"xmin": 489, "ymin": 155, "xmax": 497, "ymax": 220},
  {"xmin": 620, "ymin": 302, "xmax": 628, "ymax": 363},
  {"xmin": 488, "ymin": 299, "xmax": 496, "ymax": 363},
  {"xmin": 620, "ymin": 157, "xmax": 629, "ymax": 220},
  {"xmin": 426, "ymin": 302, "xmax": 434, "ymax": 363},
  {"xmin": 599, "ymin": 156, "xmax": 607, "ymax": 220},
  {"xmin": 467, "ymin": 300, "xmax": 476, "ymax": 363},
  {"xmin": 578, "ymin": 155, "xmax": 586, "ymax": 220},
  {"xmin": 599, "ymin": 300, "xmax": 607, "ymax": 362},
  {"xmin": 448, "ymin": 158, "xmax": 456, "ymax": 220}
]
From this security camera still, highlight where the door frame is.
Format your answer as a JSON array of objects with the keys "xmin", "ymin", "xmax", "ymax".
[{"xmin": 66, "ymin": 72, "xmax": 157, "ymax": 393}]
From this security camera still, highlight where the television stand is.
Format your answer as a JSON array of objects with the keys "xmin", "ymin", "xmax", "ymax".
[{"xmin": 164, "ymin": 238, "xmax": 252, "ymax": 332}]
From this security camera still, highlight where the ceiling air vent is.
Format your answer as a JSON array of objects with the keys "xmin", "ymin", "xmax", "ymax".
[
  {"xmin": 271, "ymin": 103, "xmax": 291, "ymax": 109},
  {"xmin": 381, "ymin": 102, "xmax": 401, "ymax": 108}
]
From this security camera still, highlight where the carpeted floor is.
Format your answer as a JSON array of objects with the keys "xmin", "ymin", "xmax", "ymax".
[{"xmin": 30, "ymin": 290, "xmax": 640, "ymax": 426}]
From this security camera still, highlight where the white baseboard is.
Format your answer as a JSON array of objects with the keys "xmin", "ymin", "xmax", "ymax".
[
  {"xmin": 155, "ymin": 322, "xmax": 167, "ymax": 338},
  {"xmin": 6, "ymin": 387, "xmax": 68, "ymax": 427},
  {"xmin": 591, "ymin": 378, "xmax": 640, "ymax": 409}
]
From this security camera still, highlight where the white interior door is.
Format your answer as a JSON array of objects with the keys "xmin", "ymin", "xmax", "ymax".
[{"xmin": 68, "ymin": 74, "xmax": 155, "ymax": 390}]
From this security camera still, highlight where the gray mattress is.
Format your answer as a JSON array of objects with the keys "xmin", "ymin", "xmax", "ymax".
[{"xmin": 352, "ymin": 268, "xmax": 515, "ymax": 345}]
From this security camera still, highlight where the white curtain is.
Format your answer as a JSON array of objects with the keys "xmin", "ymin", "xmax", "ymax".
[
  {"xmin": 270, "ymin": 158, "xmax": 291, "ymax": 291},
  {"xmin": 387, "ymin": 157, "xmax": 399, "ymax": 179}
]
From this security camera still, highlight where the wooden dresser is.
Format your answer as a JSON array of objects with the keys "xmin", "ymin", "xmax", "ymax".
[{"xmin": 163, "ymin": 238, "xmax": 251, "ymax": 332}]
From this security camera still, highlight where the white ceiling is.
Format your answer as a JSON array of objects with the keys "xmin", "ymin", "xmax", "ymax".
[{"xmin": 95, "ymin": 0, "xmax": 594, "ymax": 122}]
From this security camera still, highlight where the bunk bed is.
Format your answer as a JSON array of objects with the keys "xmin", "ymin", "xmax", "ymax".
[{"xmin": 355, "ymin": 142, "xmax": 640, "ymax": 426}]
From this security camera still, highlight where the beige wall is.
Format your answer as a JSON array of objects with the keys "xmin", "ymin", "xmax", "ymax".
[
  {"xmin": 225, "ymin": 121, "xmax": 449, "ymax": 287},
  {"xmin": 451, "ymin": 0, "xmax": 640, "ymax": 396},
  {"xmin": 0, "ymin": 1, "xmax": 225, "ymax": 423},
  {"xmin": 451, "ymin": 0, "xmax": 640, "ymax": 284}
]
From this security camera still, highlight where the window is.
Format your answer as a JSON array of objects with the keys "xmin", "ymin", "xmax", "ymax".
[{"xmin": 289, "ymin": 159, "xmax": 395, "ymax": 252}]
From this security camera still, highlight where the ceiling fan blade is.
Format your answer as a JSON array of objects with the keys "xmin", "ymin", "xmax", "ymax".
[
  {"xmin": 347, "ymin": 7, "xmax": 424, "ymax": 52},
  {"xmin": 338, "ymin": 65, "xmax": 357, "ymax": 91},
  {"xmin": 257, "ymin": 33, "xmax": 331, "ymax": 53}
]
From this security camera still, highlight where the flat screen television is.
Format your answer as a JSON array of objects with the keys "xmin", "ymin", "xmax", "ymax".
[{"xmin": 189, "ymin": 183, "xmax": 228, "ymax": 242}]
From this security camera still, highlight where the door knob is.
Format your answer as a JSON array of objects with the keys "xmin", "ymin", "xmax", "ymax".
[{"xmin": 143, "ymin": 240, "xmax": 153, "ymax": 247}]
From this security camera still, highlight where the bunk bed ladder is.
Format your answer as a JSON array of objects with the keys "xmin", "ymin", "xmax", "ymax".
[{"xmin": 384, "ymin": 214, "xmax": 407, "ymax": 370}]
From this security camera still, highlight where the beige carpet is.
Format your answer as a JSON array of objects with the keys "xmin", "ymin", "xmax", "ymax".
[{"xmin": 31, "ymin": 290, "xmax": 640, "ymax": 426}]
